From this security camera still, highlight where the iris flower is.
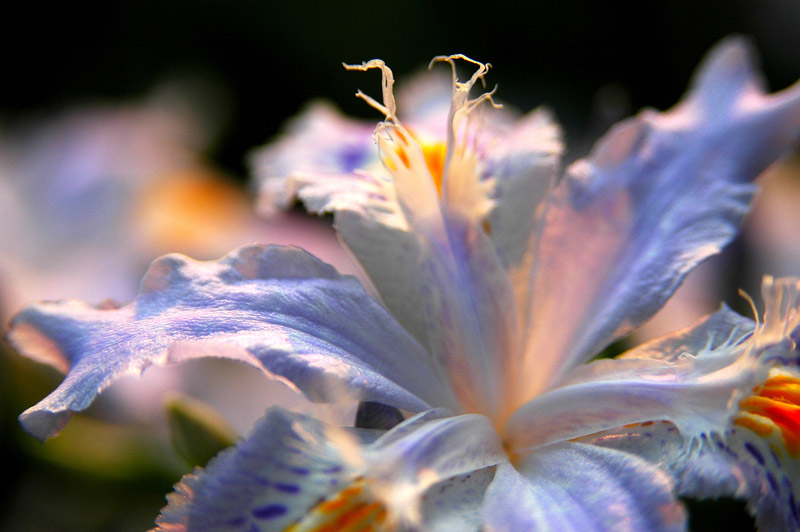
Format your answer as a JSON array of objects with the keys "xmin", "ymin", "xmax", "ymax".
[{"xmin": 7, "ymin": 38, "xmax": 800, "ymax": 531}]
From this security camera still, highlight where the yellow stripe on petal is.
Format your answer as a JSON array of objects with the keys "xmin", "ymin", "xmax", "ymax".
[
  {"xmin": 285, "ymin": 478, "xmax": 390, "ymax": 532},
  {"xmin": 735, "ymin": 372, "xmax": 800, "ymax": 457}
]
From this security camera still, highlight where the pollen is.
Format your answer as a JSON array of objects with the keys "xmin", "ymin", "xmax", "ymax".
[
  {"xmin": 734, "ymin": 373, "xmax": 800, "ymax": 457},
  {"xmin": 284, "ymin": 478, "xmax": 390, "ymax": 532}
]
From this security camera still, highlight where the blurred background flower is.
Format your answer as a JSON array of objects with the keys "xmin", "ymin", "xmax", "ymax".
[{"xmin": 1, "ymin": 1, "xmax": 798, "ymax": 531}]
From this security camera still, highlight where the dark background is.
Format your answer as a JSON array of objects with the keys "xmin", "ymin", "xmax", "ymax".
[
  {"xmin": 2, "ymin": 1, "xmax": 799, "ymax": 530},
  {"xmin": 4, "ymin": 0, "xmax": 799, "ymax": 176}
]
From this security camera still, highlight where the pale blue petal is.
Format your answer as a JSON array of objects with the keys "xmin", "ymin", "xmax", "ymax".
[
  {"xmin": 618, "ymin": 303, "xmax": 755, "ymax": 363},
  {"xmin": 482, "ymin": 444, "xmax": 685, "ymax": 532},
  {"xmin": 420, "ymin": 466, "xmax": 496, "ymax": 532},
  {"xmin": 155, "ymin": 408, "xmax": 504, "ymax": 532},
  {"xmin": 8, "ymin": 244, "xmax": 452, "ymax": 441},
  {"xmin": 588, "ymin": 420, "xmax": 800, "ymax": 532},
  {"xmin": 154, "ymin": 407, "xmax": 352, "ymax": 532},
  {"xmin": 368, "ymin": 412, "xmax": 505, "ymax": 484},
  {"xmin": 506, "ymin": 306, "xmax": 759, "ymax": 452},
  {"xmin": 519, "ymin": 37, "xmax": 800, "ymax": 400}
]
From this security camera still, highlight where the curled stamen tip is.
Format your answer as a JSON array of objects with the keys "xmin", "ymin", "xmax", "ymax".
[
  {"xmin": 343, "ymin": 59, "xmax": 397, "ymax": 121},
  {"xmin": 429, "ymin": 54, "xmax": 493, "ymax": 93},
  {"xmin": 428, "ymin": 54, "xmax": 490, "ymax": 71},
  {"xmin": 343, "ymin": 59, "xmax": 388, "ymax": 72}
]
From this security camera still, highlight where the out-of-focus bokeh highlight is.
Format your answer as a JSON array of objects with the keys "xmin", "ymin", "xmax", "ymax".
[{"xmin": 1, "ymin": 1, "xmax": 799, "ymax": 531}]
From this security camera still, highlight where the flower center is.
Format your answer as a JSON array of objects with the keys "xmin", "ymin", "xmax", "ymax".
[
  {"xmin": 384, "ymin": 130, "xmax": 447, "ymax": 196},
  {"xmin": 734, "ymin": 372, "xmax": 800, "ymax": 457}
]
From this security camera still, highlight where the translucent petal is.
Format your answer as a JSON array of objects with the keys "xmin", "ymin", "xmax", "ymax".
[
  {"xmin": 507, "ymin": 309, "xmax": 751, "ymax": 448},
  {"xmin": 482, "ymin": 444, "xmax": 685, "ymax": 532},
  {"xmin": 7, "ymin": 244, "xmax": 452, "ymax": 441},
  {"xmin": 509, "ymin": 277, "xmax": 800, "ymax": 454},
  {"xmin": 519, "ymin": 37, "xmax": 800, "ymax": 402},
  {"xmin": 481, "ymin": 108, "xmax": 563, "ymax": 324}
]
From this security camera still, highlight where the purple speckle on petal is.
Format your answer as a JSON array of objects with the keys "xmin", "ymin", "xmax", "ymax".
[
  {"xmin": 290, "ymin": 467, "xmax": 310, "ymax": 475},
  {"xmin": 274, "ymin": 483, "xmax": 300, "ymax": 494},
  {"xmin": 323, "ymin": 465, "xmax": 343, "ymax": 474},
  {"xmin": 744, "ymin": 442, "xmax": 765, "ymax": 466},
  {"xmin": 766, "ymin": 472, "xmax": 779, "ymax": 494},
  {"xmin": 790, "ymin": 492, "xmax": 800, "ymax": 523},
  {"xmin": 253, "ymin": 504, "xmax": 288, "ymax": 519}
]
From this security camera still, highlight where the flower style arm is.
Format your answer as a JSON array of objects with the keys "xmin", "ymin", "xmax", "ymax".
[
  {"xmin": 519, "ymin": 37, "xmax": 800, "ymax": 402},
  {"xmin": 7, "ymin": 244, "xmax": 455, "ymax": 441}
]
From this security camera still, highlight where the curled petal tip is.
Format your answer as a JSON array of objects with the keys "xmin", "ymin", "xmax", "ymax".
[
  {"xmin": 694, "ymin": 36, "xmax": 762, "ymax": 89},
  {"xmin": 19, "ymin": 408, "xmax": 69, "ymax": 443}
]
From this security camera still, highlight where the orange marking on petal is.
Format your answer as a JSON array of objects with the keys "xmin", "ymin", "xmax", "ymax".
[
  {"xmin": 395, "ymin": 145, "xmax": 411, "ymax": 169},
  {"xmin": 734, "ymin": 414, "xmax": 775, "ymax": 437},
  {"xmin": 762, "ymin": 402, "xmax": 800, "ymax": 455},
  {"xmin": 393, "ymin": 128, "xmax": 408, "ymax": 144},
  {"xmin": 736, "ymin": 373, "xmax": 800, "ymax": 457},
  {"xmin": 761, "ymin": 377, "xmax": 800, "ymax": 404},
  {"xmin": 284, "ymin": 479, "xmax": 390, "ymax": 532},
  {"xmin": 421, "ymin": 142, "xmax": 447, "ymax": 195}
]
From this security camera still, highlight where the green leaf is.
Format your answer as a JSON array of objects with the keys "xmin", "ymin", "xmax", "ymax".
[{"xmin": 164, "ymin": 393, "xmax": 238, "ymax": 468}]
